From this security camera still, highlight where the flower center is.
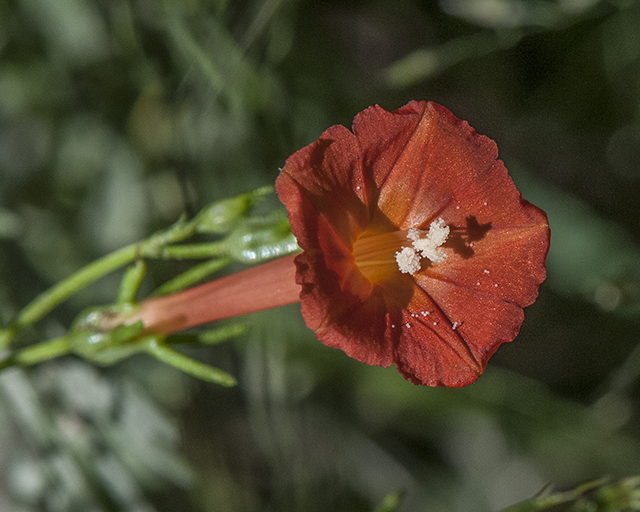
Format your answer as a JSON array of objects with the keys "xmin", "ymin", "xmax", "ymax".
[
  {"xmin": 353, "ymin": 218, "xmax": 449, "ymax": 282},
  {"xmin": 353, "ymin": 230, "xmax": 408, "ymax": 283}
]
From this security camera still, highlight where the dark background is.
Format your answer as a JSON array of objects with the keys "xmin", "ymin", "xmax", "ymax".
[{"xmin": 1, "ymin": 0, "xmax": 640, "ymax": 511}]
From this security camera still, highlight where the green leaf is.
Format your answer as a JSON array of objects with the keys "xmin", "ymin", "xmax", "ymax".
[
  {"xmin": 373, "ymin": 490, "xmax": 406, "ymax": 512},
  {"xmin": 117, "ymin": 260, "xmax": 147, "ymax": 304},
  {"xmin": 197, "ymin": 323, "xmax": 249, "ymax": 345},
  {"xmin": 152, "ymin": 257, "xmax": 231, "ymax": 296},
  {"xmin": 144, "ymin": 338, "xmax": 237, "ymax": 387}
]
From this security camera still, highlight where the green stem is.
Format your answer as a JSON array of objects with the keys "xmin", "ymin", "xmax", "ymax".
[
  {"xmin": 161, "ymin": 241, "xmax": 228, "ymax": 259},
  {"xmin": 0, "ymin": 336, "xmax": 72, "ymax": 370},
  {"xmin": 2, "ymin": 217, "xmax": 201, "ymax": 350},
  {"xmin": 15, "ymin": 244, "xmax": 138, "ymax": 329}
]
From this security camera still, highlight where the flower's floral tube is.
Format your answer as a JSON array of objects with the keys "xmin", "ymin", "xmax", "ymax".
[
  {"xmin": 276, "ymin": 100, "xmax": 550, "ymax": 387},
  {"xmin": 133, "ymin": 254, "xmax": 300, "ymax": 335}
]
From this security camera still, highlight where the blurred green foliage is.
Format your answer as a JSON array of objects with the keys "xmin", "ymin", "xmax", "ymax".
[{"xmin": 1, "ymin": 0, "xmax": 640, "ymax": 511}]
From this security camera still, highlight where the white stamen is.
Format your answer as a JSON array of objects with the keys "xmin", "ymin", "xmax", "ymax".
[
  {"xmin": 412, "ymin": 219, "xmax": 449, "ymax": 263},
  {"xmin": 395, "ymin": 247, "xmax": 421, "ymax": 274},
  {"xmin": 426, "ymin": 217, "xmax": 450, "ymax": 247},
  {"xmin": 452, "ymin": 321, "xmax": 458, "ymax": 330},
  {"xmin": 407, "ymin": 228, "xmax": 421, "ymax": 241},
  {"xmin": 484, "ymin": 269, "xmax": 490, "ymax": 274},
  {"xmin": 414, "ymin": 244, "xmax": 447, "ymax": 263},
  {"xmin": 395, "ymin": 218, "xmax": 450, "ymax": 274}
]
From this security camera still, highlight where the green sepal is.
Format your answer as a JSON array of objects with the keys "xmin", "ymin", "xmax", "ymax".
[{"xmin": 71, "ymin": 321, "xmax": 145, "ymax": 364}]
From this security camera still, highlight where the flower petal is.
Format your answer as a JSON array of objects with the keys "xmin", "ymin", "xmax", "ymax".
[
  {"xmin": 278, "ymin": 124, "xmax": 370, "ymax": 249},
  {"xmin": 277, "ymin": 125, "xmax": 382, "ymax": 352},
  {"xmin": 382, "ymin": 281, "xmax": 480, "ymax": 387},
  {"xmin": 411, "ymin": 273, "xmax": 524, "ymax": 382},
  {"xmin": 300, "ymin": 278, "xmax": 394, "ymax": 367},
  {"xmin": 277, "ymin": 100, "xmax": 550, "ymax": 387},
  {"xmin": 353, "ymin": 101, "xmax": 501, "ymax": 230}
]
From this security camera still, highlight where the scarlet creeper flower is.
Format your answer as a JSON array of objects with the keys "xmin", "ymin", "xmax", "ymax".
[
  {"xmin": 275, "ymin": 100, "xmax": 549, "ymax": 387},
  {"xmin": 134, "ymin": 100, "xmax": 548, "ymax": 388}
]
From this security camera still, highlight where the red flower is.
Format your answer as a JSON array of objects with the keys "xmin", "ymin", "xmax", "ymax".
[{"xmin": 276, "ymin": 100, "xmax": 549, "ymax": 387}]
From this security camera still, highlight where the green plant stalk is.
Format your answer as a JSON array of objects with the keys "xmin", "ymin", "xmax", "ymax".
[
  {"xmin": 0, "ymin": 256, "xmax": 237, "ymax": 370},
  {"xmin": 0, "ymin": 336, "xmax": 72, "ymax": 371},
  {"xmin": 0, "ymin": 187, "xmax": 291, "ymax": 382},
  {"xmin": 161, "ymin": 241, "xmax": 228, "ymax": 259},
  {"xmin": 0, "ymin": 216, "xmax": 202, "ymax": 350},
  {"xmin": 14, "ymin": 244, "xmax": 139, "ymax": 330}
]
